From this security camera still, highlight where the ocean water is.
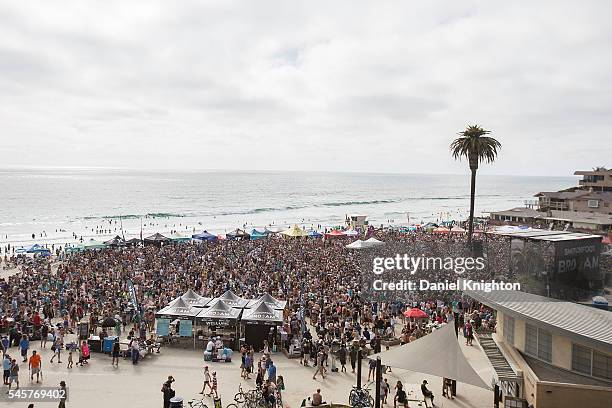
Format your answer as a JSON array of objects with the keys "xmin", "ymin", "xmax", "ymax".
[{"xmin": 0, "ymin": 168, "xmax": 574, "ymax": 246}]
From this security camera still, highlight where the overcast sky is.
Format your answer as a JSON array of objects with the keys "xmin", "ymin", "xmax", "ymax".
[{"xmin": 0, "ymin": 1, "xmax": 610, "ymax": 175}]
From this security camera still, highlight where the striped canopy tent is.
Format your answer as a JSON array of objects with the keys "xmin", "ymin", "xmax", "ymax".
[{"xmin": 280, "ymin": 225, "xmax": 308, "ymax": 237}]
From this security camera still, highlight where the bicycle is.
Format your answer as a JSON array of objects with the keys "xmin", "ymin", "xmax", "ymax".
[
  {"xmin": 348, "ymin": 382, "xmax": 375, "ymax": 408},
  {"xmin": 188, "ymin": 397, "xmax": 209, "ymax": 408}
]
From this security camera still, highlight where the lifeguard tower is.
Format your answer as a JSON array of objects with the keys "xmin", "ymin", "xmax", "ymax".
[{"xmin": 346, "ymin": 214, "xmax": 368, "ymax": 230}]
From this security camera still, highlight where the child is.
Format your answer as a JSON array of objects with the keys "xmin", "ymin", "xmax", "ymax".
[{"xmin": 67, "ymin": 350, "xmax": 73, "ymax": 369}]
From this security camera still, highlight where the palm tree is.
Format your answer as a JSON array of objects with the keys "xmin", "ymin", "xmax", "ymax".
[{"xmin": 450, "ymin": 125, "xmax": 501, "ymax": 245}]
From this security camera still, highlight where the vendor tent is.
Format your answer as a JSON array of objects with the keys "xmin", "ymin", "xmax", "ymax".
[
  {"xmin": 226, "ymin": 229, "xmax": 250, "ymax": 240},
  {"xmin": 101, "ymin": 317, "xmax": 120, "ymax": 328},
  {"xmin": 242, "ymin": 302, "xmax": 283, "ymax": 351},
  {"xmin": 280, "ymin": 225, "xmax": 308, "ymax": 237},
  {"xmin": 264, "ymin": 226, "xmax": 282, "ymax": 234},
  {"xmin": 364, "ymin": 237, "xmax": 385, "ymax": 247},
  {"xmin": 372, "ymin": 322, "xmax": 490, "ymax": 390},
  {"xmin": 171, "ymin": 289, "xmax": 211, "ymax": 308},
  {"xmin": 246, "ymin": 293, "xmax": 287, "ymax": 310},
  {"xmin": 433, "ymin": 226, "xmax": 450, "ymax": 234},
  {"xmin": 192, "ymin": 231, "xmax": 218, "ymax": 241},
  {"xmin": 342, "ymin": 229, "xmax": 359, "ymax": 237},
  {"xmin": 169, "ymin": 233, "xmax": 191, "ymax": 242},
  {"xmin": 65, "ymin": 244, "xmax": 85, "ymax": 253},
  {"xmin": 125, "ymin": 238, "xmax": 142, "ymax": 246},
  {"xmin": 197, "ymin": 299, "xmax": 242, "ymax": 321},
  {"xmin": 307, "ymin": 230, "xmax": 323, "ymax": 238},
  {"xmin": 104, "ymin": 236, "xmax": 125, "ymax": 246},
  {"xmin": 155, "ymin": 297, "xmax": 199, "ymax": 320},
  {"xmin": 218, "ymin": 290, "xmax": 249, "ymax": 308},
  {"xmin": 26, "ymin": 244, "xmax": 52, "ymax": 254},
  {"xmin": 250, "ymin": 229, "xmax": 267, "ymax": 240},
  {"xmin": 144, "ymin": 233, "xmax": 170, "ymax": 244},
  {"xmin": 451, "ymin": 226, "xmax": 466, "ymax": 233},
  {"xmin": 346, "ymin": 240, "xmax": 369, "ymax": 249},
  {"xmin": 83, "ymin": 239, "xmax": 107, "ymax": 249},
  {"xmin": 325, "ymin": 230, "xmax": 346, "ymax": 238}
]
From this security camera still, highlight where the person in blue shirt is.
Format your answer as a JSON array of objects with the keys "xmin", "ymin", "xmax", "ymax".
[
  {"xmin": 1, "ymin": 335, "xmax": 9, "ymax": 356},
  {"xmin": 2, "ymin": 354, "xmax": 11, "ymax": 385},
  {"xmin": 19, "ymin": 335, "xmax": 30, "ymax": 362},
  {"xmin": 267, "ymin": 360, "xmax": 277, "ymax": 384}
]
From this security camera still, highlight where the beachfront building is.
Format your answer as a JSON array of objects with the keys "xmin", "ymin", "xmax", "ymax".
[
  {"xmin": 536, "ymin": 191, "xmax": 612, "ymax": 215},
  {"xmin": 466, "ymin": 289, "xmax": 612, "ymax": 408},
  {"xmin": 575, "ymin": 168, "xmax": 612, "ymax": 192}
]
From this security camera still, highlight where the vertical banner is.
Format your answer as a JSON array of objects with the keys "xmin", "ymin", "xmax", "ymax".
[
  {"xmin": 156, "ymin": 318, "xmax": 170, "ymax": 336},
  {"xmin": 179, "ymin": 319, "xmax": 193, "ymax": 337}
]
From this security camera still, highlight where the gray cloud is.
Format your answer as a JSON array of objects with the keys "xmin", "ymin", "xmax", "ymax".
[{"xmin": 0, "ymin": 0, "xmax": 610, "ymax": 175}]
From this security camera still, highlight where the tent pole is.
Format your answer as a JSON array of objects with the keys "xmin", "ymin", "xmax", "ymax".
[
  {"xmin": 375, "ymin": 357, "xmax": 381, "ymax": 408},
  {"xmin": 356, "ymin": 349, "xmax": 362, "ymax": 389}
]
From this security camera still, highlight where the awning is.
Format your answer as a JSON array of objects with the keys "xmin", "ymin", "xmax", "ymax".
[
  {"xmin": 280, "ymin": 225, "xmax": 308, "ymax": 237},
  {"xmin": 246, "ymin": 293, "xmax": 287, "ymax": 310},
  {"xmin": 155, "ymin": 297, "xmax": 199, "ymax": 320},
  {"xmin": 196, "ymin": 299, "xmax": 241, "ymax": 321},
  {"xmin": 242, "ymin": 301, "xmax": 283, "ymax": 324},
  {"xmin": 372, "ymin": 323, "xmax": 490, "ymax": 390},
  {"xmin": 217, "ymin": 290, "xmax": 249, "ymax": 308}
]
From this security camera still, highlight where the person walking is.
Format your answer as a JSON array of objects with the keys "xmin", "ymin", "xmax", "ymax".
[
  {"xmin": 312, "ymin": 350, "xmax": 326, "ymax": 380},
  {"xmin": 210, "ymin": 371, "xmax": 219, "ymax": 399},
  {"xmin": 19, "ymin": 335, "xmax": 30, "ymax": 363},
  {"xmin": 161, "ymin": 376, "xmax": 175, "ymax": 408},
  {"xmin": 338, "ymin": 343, "xmax": 347, "ymax": 373},
  {"xmin": 2, "ymin": 353, "xmax": 11, "ymax": 385},
  {"xmin": 111, "ymin": 340, "xmax": 120, "ymax": 367},
  {"xmin": 7, "ymin": 358, "xmax": 19, "ymax": 393},
  {"xmin": 200, "ymin": 366, "xmax": 212, "ymax": 395},
  {"xmin": 50, "ymin": 336, "xmax": 62, "ymax": 364},
  {"xmin": 349, "ymin": 344, "xmax": 357, "ymax": 373},
  {"xmin": 267, "ymin": 360, "xmax": 277, "ymax": 384},
  {"xmin": 29, "ymin": 350, "xmax": 42, "ymax": 383},
  {"xmin": 58, "ymin": 380, "xmax": 67, "ymax": 408}
]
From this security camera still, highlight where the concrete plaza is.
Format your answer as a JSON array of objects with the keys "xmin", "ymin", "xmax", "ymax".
[{"xmin": 1, "ymin": 331, "xmax": 495, "ymax": 408}]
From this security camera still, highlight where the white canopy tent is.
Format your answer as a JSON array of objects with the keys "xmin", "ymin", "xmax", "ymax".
[
  {"xmin": 364, "ymin": 237, "xmax": 385, "ymax": 247},
  {"xmin": 346, "ymin": 240, "xmax": 369, "ymax": 249},
  {"xmin": 372, "ymin": 323, "xmax": 490, "ymax": 390}
]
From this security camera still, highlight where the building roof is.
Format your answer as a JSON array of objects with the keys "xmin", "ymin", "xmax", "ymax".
[
  {"xmin": 534, "ymin": 191, "xmax": 588, "ymax": 199},
  {"xmin": 521, "ymin": 353, "xmax": 612, "ymax": 387},
  {"xmin": 546, "ymin": 210, "xmax": 612, "ymax": 226},
  {"xmin": 490, "ymin": 207, "xmax": 544, "ymax": 218},
  {"xmin": 573, "ymin": 191, "xmax": 612, "ymax": 202},
  {"xmin": 574, "ymin": 169, "xmax": 612, "ymax": 176},
  {"xmin": 464, "ymin": 290, "xmax": 612, "ymax": 353},
  {"xmin": 491, "ymin": 229, "xmax": 602, "ymax": 241}
]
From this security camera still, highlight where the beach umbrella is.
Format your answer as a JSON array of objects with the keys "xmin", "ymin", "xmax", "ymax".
[
  {"xmin": 101, "ymin": 317, "xmax": 119, "ymax": 328},
  {"xmin": 404, "ymin": 308, "xmax": 429, "ymax": 319},
  {"xmin": 280, "ymin": 225, "xmax": 308, "ymax": 237}
]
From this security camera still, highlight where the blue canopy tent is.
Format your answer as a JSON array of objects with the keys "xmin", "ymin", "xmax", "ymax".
[
  {"xmin": 192, "ymin": 231, "xmax": 218, "ymax": 241},
  {"xmin": 307, "ymin": 230, "xmax": 323, "ymax": 238},
  {"xmin": 250, "ymin": 229, "xmax": 267, "ymax": 240},
  {"xmin": 16, "ymin": 244, "xmax": 51, "ymax": 255}
]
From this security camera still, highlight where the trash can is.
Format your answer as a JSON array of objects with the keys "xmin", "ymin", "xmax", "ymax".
[
  {"xmin": 169, "ymin": 396, "xmax": 183, "ymax": 408},
  {"xmin": 103, "ymin": 336, "xmax": 118, "ymax": 353}
]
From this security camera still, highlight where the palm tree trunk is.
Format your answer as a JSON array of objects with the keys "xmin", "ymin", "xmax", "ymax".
[{"xmin": 468, "ymin": 168, "xmax": 477, "ymax": 245}]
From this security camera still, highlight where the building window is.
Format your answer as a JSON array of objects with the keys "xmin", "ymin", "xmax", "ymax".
[
  {"xmin": 593, "ymin": 351, "xmax": 612, "ymax": 380},
  {"xmin": 504, "ymin": 315, "xmax": 515, "ymax": 345},
  {"xmin": 572, "ymin": 344, "xmax": 592, "ymax": 375},
  {"xmin": 537, "ymin": 329, "xmax": 552, "ymax": 362},
  {"xmin": 587, "ymin": 200, "xmax": 599, "ymax": 208},
  {"xmin": 525, "ymin": 324, "xmax": 552, "ymax": 363},
  {"xmin": 525, "ymin": 324, "xmax": 538, "ymax": 356}
]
